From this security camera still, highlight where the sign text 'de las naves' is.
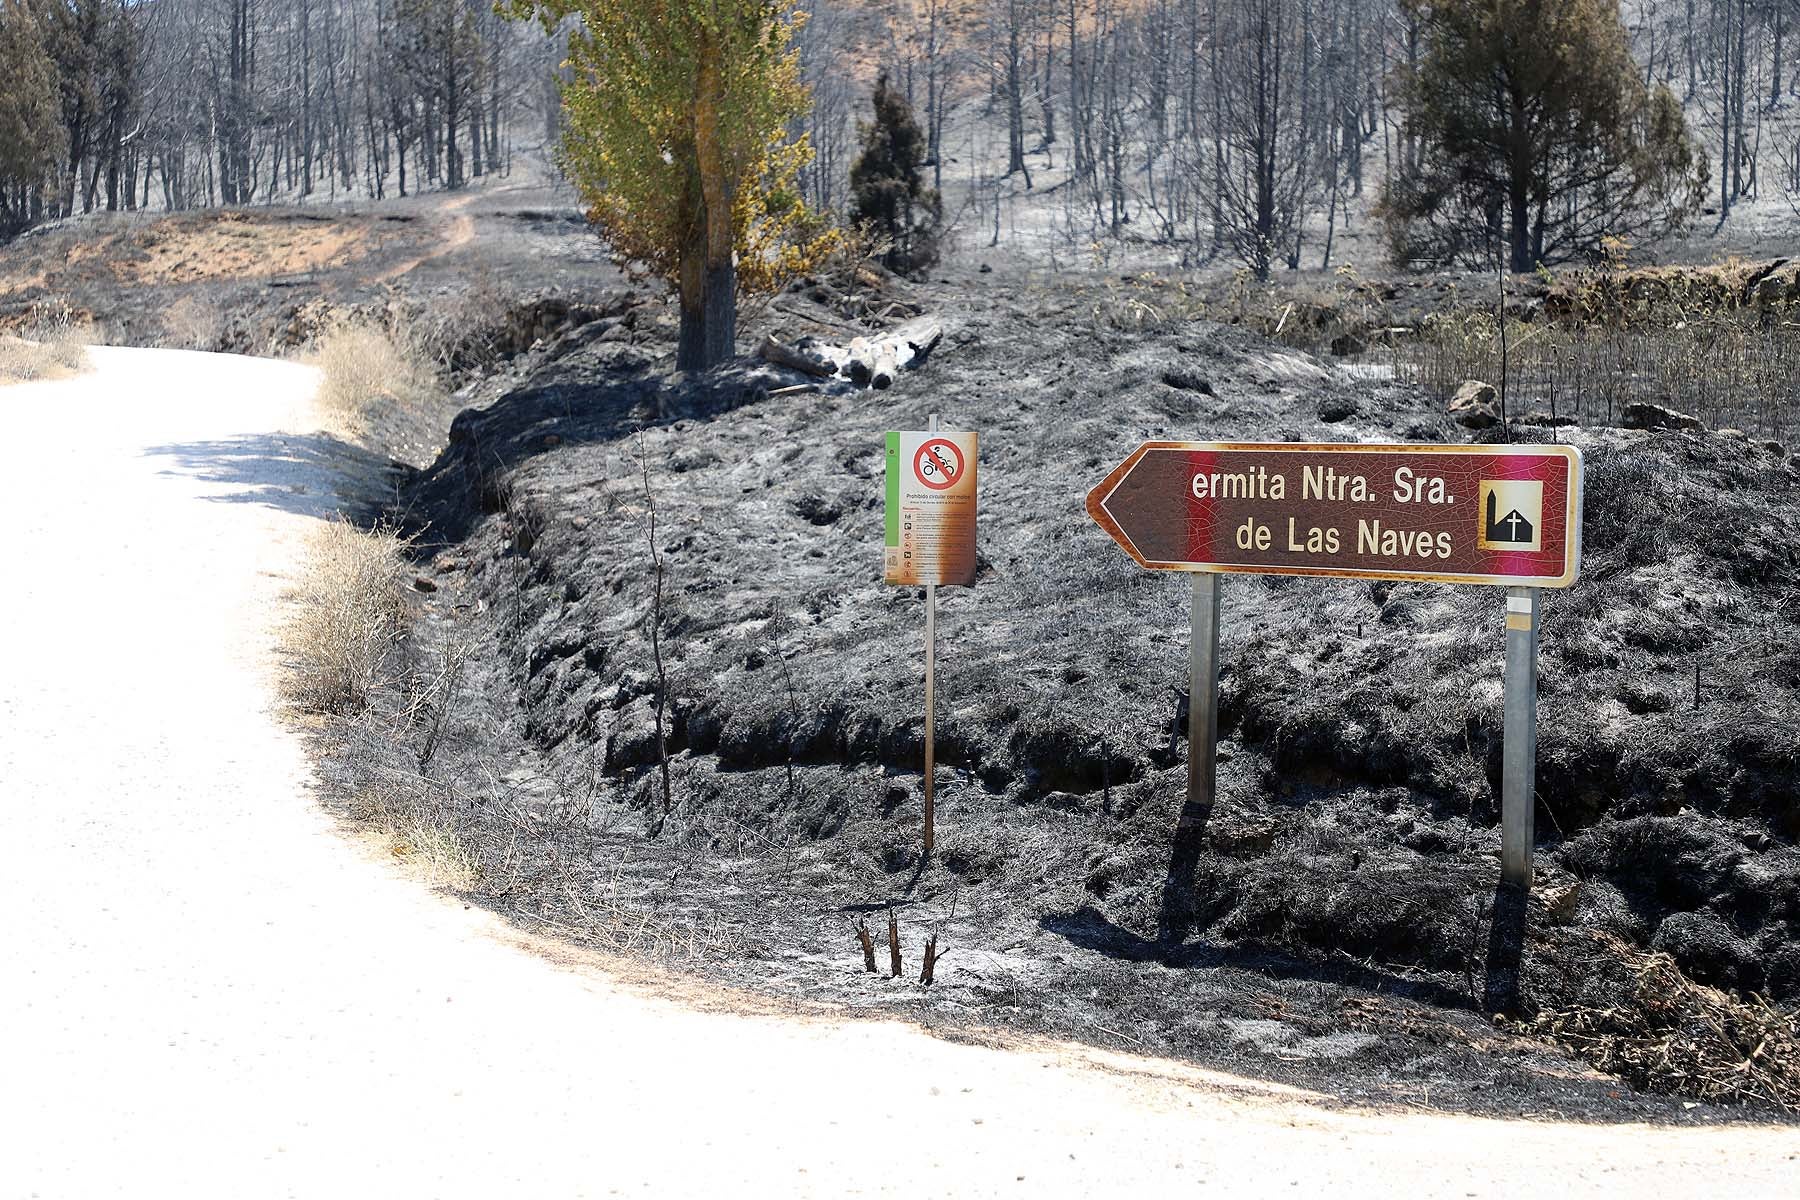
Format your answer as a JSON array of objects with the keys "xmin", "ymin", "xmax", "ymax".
[{"xmin": 1087, "ymin": 442, "xmax": 1582, "ymax": 587}]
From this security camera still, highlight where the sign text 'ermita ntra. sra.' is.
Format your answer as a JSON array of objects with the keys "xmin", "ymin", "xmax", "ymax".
[{"xmin": 1087, "ymin": 442, "xmax": 1582, "ymax": 588}]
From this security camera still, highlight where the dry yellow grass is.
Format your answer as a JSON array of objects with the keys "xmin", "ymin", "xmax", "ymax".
[
  {"xmin": 310, "ymin": 319, "xmax": 443, "ymax": 440},
  {"xmin": 0, "ymin": 310, "xmax": 90, "ymax": 384},
  {"xmin": 278, "ymin": 518, "xmax": 413, "ymax": 715},
  {"xmin": 351, "ymin": 785, "xmax": 479, "ymax": 889},
  {"xmin": 279, "ymin": 517, "xmax": 480, "ymax": 889}
]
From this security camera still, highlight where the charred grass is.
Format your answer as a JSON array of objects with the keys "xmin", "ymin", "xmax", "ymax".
[{"xmin": 1389, "ymin": 307, "xmax": 1800, "ymax": 439}]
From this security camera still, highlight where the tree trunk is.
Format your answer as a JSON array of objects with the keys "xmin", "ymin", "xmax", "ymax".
[
  {"xmin": 1006, "ymin": 15, "xmax": 1027, "ymax": 176},
  {"xmin": 686, "ymin": 34, "xmax": 737, "ymax": 369},
  {"xmin": 1732, "ymin": 0, "xmax": 1748, "ymax": 199},
  {"xmin": 1774, "ymin": 8, "xmax": 1784, "ymax": 105},
  {"xmin": 1508, "ymin": 84, "xmax": 1531, "ymax": 272},
  {"xmin": 470, "ymin": 102, "xmax": 484, "ymax": 178},
  {"xmin": 703, "ymin": 259, "xmax": 737, "ymax": 365},
  {"xmin": 676, "ymin": 239, "xmax": 707, "ymax": 371},
  {"xmin": 1720, "ymin": 0, "xmax": 1734, "ymax": 215},
  {"xmin": 302, "ymin": 0, "xmax": 313, "ymax": 198},
  {"xmin": 446, "ymin": 65, "xmax": 462, "ymax": 187}
]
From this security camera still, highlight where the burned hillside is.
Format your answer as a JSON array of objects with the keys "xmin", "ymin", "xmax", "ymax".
[{"xmin": 330, "ymin": 267, "xmax": 1800, "ymax": 1117}]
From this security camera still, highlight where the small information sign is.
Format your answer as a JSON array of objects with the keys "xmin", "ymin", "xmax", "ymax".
[{"xmin": 885, "ymin": 429, "xmax": 978, "ymax": 587}]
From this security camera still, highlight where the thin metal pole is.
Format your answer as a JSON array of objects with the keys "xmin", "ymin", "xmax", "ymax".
[
  {"xmin": 923, "ymin": 413, "xmax": 938, "ymax": 856},
  {"xmin": 1185, "ymin": 573, "xmax": 1221, "ymax": 826},
  {"xmin": 924, "ymin": 583, "xmax": 936, "ymax": 855},
  {"xmin": 1501, "ymin": 586, "xmax": 1539, "ymax": 888}
]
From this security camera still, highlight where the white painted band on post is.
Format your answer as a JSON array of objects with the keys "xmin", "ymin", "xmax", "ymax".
[{"xmin": 1506, "ymin": 594, "xmax": 1534, "ymax": 614}]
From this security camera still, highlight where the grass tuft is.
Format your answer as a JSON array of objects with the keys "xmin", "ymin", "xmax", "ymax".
[
  {"xmin": 310, "ymin": 319, "xmax": 444, "ymax": 440},
  {"xmin": 0, "ymin": 301, "xmax": 91, "ymax": 384},
  {"xmin": 278, "ymin": 518, "xmax": 412, "ymax": 714},
  {"xmin": 351, "ymin": 785, "xmax": 479, "ymax": 889}
]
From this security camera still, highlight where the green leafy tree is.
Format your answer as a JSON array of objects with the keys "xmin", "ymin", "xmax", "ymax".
[
  {"xmin": 1378, "ymin": 0, "xmax": 1707, "ymax": 271},
  {"xmin": 504, "ymin": 0, "xmax": 837, "ymax": 370},
  {"xmin": 0, "ymin": 0, "xmax": 63, "ymax": 232},
  {"xmin": 849, "ymin": 70, "xmax": 941, "ymax": 276}
]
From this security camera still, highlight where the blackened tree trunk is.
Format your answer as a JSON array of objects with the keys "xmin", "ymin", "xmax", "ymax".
[
  {"xmin": 676, "ymin": 242, "xmax": 705, "ymax": 371},
  {"xmin": 1004, "ymin": 1, "xmax": 1027, "ymax": 176},
  {"xmin": 702, "ymin": 257, "xmax": 737, "ymax": 366},
  {"xmin": 444, "ymin": 14, "xmax": 462, "ymax": 189},
  {"xmin": 674, "ymin": 228, "xmax": 735, "ymax": 371},
  {"xmin": 1508, "ymin": 87, "xmax": 1531, "ymax": 272}
]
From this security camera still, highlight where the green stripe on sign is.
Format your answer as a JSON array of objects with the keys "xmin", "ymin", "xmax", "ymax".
[{"xmin": 885, "ymin": 432, "xmax": 901, "ymax": 547}]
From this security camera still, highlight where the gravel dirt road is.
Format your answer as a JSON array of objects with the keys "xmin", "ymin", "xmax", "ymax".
[{"xmin": 1, "ymin": 348, "xmax": 1793, "ymax": 1198}]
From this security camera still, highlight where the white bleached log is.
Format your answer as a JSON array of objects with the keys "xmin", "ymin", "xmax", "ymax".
[
  {"xmin": 886, "ymin": 315, "xmax": 943, "ymax": 358},
  {"xmin": 845, "ymin": 336, "xmax": 877, "ymax": 387},
  {"xmin": 756, "ymin": 316, "xmax": 943, "ymax": 390}
]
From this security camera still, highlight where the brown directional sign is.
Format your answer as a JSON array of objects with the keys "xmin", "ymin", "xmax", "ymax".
[{"xmin": 1087, "ymin": 442, "xmax": 1582, "ymax": 587}]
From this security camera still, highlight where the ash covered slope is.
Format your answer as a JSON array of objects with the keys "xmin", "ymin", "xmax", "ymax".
[{"xmin": 405, "ymin": 272, "xmax": 1800, "ymax": 1019}]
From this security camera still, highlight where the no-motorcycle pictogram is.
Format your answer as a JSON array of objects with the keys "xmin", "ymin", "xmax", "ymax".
[{"xmin": 913, "ymin": 437, "xmax": 964, "ymax": 491}]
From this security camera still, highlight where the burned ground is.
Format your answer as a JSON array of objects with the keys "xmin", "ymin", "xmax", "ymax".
[{"xmin": 311, "ymin": 264, "xmax": 1800, "ymax": 1121}]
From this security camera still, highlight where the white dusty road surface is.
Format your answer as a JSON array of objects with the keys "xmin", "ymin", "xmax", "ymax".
[{"xmin": 2, "ymin": 347, "xmax": 1795, "ymax": 1199}]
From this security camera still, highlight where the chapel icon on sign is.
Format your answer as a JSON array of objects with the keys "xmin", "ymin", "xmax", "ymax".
[{"xmin": 1477, "ymin": 479, "xmax": 1544, "ymax": 552}]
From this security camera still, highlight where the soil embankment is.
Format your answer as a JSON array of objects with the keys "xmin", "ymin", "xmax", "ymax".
[{"xmin": 336, "ymin": 265, "xmax": 1800, "ymax": 1118}]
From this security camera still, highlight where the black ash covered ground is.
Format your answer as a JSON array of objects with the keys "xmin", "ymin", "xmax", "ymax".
[{"xmin": 323, "ymin": 266, "xmax": 1798, "ymax": 1121}]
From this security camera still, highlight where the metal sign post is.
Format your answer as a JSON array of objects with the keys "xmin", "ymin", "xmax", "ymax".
[
  {"xmin": 1185, "ymin": 574, "xmax": 1221, "ymax": 829},
  {"xmin": 924, "ymin": 413, "xmax": 938, "ymax": 855},
  {"xmin": 1502, "ymin": 587, "xmax": 1540, "ymax": 887}
]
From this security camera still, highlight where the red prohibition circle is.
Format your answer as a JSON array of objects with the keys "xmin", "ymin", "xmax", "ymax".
[{"xmin": 913, "ymin": 438, "xmax": 964, "ymax": 491}]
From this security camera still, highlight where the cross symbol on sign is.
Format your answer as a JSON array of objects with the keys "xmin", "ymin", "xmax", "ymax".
[{"xmin": 1504, "ymin": 511, "xmax": 1523, "ymax": 540}]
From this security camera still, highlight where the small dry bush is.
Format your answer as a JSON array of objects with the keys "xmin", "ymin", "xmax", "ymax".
[
  {"xmin": 279, "ymin": 518, "xmax": 412, "ymax": 714},
  {"xmin": 311, "ymin": 319, "xmax": 443, "ymax": 440},
  {"xmin": 162, "ymin": 291, "xmax": 229, "ymax": 351},
  {"xmin": 0, "ymin": 300, "xmax": 90, "ymax": 384}
]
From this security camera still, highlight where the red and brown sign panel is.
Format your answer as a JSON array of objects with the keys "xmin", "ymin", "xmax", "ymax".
[{"xmin": 1087, "ymin": 442, "xmax": 1582, "ymax": 588}]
